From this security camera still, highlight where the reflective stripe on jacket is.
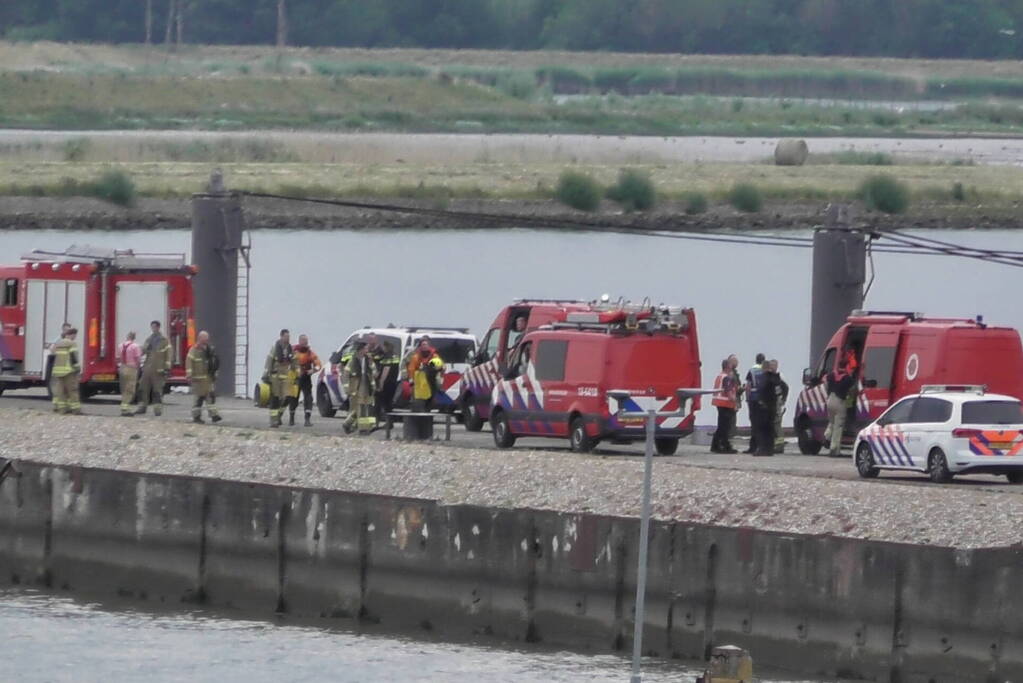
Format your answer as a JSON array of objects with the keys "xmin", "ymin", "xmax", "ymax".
[
  {"xmin": 711, "ymin": 371, "xmax": 737, "ymax": 410},
  {"xmin": 51, "ymin": 339, "xmax": 80, "ymax": 377}
]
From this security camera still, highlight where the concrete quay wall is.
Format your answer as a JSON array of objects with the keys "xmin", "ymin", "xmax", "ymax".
[{"xmin": 0, "ymin": 460, "xmax": 1019, "ymax": 682}]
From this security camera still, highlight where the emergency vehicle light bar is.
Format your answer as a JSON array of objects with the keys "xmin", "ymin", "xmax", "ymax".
[
  {"xmin": 850, "ymin": 309, "xmax": 922, "ymax": 321},
  {"xmin": 406, "ymin": 326, "xmax": 471, "ymax": 334},
  {"xmin": 920, "ymin": 384, "xmax": 986, "ymax": 395}
]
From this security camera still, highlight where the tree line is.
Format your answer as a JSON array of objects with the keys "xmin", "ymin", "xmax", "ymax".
[{"xmin": 3, "ymin": 0, "xmax": 1023, "ymax": 60}]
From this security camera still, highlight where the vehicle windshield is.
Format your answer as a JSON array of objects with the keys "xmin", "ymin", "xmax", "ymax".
[
  {"xmin": 419, "ymin": 337, "xmax": 475, "ymax": 364},
  {"xmin": 961, "ymin": 400, "xmax": 1023, "ymax": 425}
]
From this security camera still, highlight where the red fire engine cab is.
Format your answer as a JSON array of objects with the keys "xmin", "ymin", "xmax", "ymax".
[
  {"xmin": 0, "ymin": 246, "xmax": 196, "ymax": 397},
  {"xmin": 459, "ymin": 298, "xmax": 596, "ymax": 431},
  {"xmin": 795, "ymin": 310, "xmax": 1023, "ymax": 454},
  {"xmin": 488, "ymin": 304, "xmax": 702, "ymax": 454}
]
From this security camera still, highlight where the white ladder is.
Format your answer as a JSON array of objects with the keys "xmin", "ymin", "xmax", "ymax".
[{"xmin": 234, "ymin": 233, "xmax": 252, "ymax": 398}]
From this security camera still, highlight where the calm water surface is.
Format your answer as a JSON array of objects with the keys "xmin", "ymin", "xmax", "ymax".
[{"xmin": 0, "ymin": 588, "xmax": 838, "ymax": 683}]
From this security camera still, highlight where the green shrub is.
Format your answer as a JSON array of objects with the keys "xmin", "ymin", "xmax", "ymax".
[
  {"xmin": 684, "ymin": 192, "xmax": 708, "ymax": 215},
  {"xmin": 86, "ymin": 169, "xmax": 136, "ymax": 207},
  {"xmin": 555, "ymin": 170, "xmax": 602, "ymax": 211},
  {"xmin": 859, "ymin": 174, "xmax": 909, "ymax": 214},
  {"xmin": 952, "ymin": 181, "xmax": 966, "ymax": 201},
  {"xmin": 606, "ymin": 169, "xmax": 656, "ymax": 212},
  {"xmin": 728, "ymin": 183, "xmax": 762, "ymax": 212},
  {"xmin": 536, "ymin": 66, "xmax": 592, "ymax": 93},
  {"xmin": 62, "ymin": 137, "xmax": 90, "ymax": 162},
  {"xmin": 495, "ymin": 71, "xmax": 537, "ymax": 99}
]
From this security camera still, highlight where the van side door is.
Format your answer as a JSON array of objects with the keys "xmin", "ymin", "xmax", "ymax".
[
  {"xmin": 905, "ymin": 396, "xmax": 953, "ymax": 470},
  {"xmin": 860, "ymin": 325, "xmax": 901, "ymax": 425}
]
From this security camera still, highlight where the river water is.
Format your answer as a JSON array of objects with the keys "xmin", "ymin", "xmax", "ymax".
[
  {"xmin": 0, "ymin": 588, "xmax": 837, "ymax": 683},
  {"xmin": 2, "ymin": 227, "xmax": 1021, "ymax": 425}
]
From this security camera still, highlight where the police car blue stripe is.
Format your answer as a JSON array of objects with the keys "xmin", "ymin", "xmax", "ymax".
[{"xmin": 896, "ymin": 438, "xmax": 915, "ymax": 467}]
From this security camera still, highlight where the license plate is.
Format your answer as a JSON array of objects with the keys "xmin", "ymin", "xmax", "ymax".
[
  {"xmin": 990, "ymin": 442, "xmax": 1012, "ymax": 450},
  {"xmin": 91, "ymin": 374, "xmax": 116, "ymax": 381}
]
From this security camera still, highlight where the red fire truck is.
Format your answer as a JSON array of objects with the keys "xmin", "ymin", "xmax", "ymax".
[
  {"xmin": 0, "ymin": 246, "xmax": 196, "ymax": 397},
  {"xmin": 795, "ymin": 311, "xmax": 1023, "ymax": 454}
]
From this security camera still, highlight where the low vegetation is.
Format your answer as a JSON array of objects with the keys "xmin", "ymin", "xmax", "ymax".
[
  {"xmin": 728, "ymin": 183, "xmax": 763, "ymax": 213},
  {"xmin": 555, "ymin": 171, "xmax": 602, "ymax": 211},
  {"xmin": 859, "ymin": 174, "xmax": 911, "ymax": 214},
  {"xmin": 605, "ymin": 169, "xmax": 657, "ymax": 212}
]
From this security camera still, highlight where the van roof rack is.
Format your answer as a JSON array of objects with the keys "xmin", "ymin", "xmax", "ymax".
[
  {"xmin": 407, "ymin": 326, "xmax": 471, "ymax": 334},
  {"xmin": 850, "ymin": 310, "xmax": 921, "ymax": 320},
  {"xmin": 920, "ymin": 384, "xmax": 986, "ymax": 395},
  {"xmin": 512, "ymin": 298, "xmax": 589, "ymax": 305},
  {"xmin": 22, "ymin": 246, "xmax": 188, "ymax": 271}
]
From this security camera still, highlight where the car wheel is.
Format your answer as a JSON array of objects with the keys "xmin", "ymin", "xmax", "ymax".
[
  {"xmin": 928, "ymin": 448, "xmax": 954, "ymax": 484},
  {"xmin": 317, "ymin": 383, "xmax": 337, "ymax": 418},
  {"xmin": 463, "ymin": 396, "xmax": 484, "ymax": 432},
  {"xmin": 1006, "ymin": 471, "xmax": 1023, "ymax": 485},
  {"xmin": 654, "ymin": 437, "xmax": 679, "ymax": 456},
  {"xmin": 796, "ymin": 416, "xmax": 822, "ymax": 455},
  {"xmin": 491, "ymin": 410, "xmax": 516, "ymax": 449},
  {"xmin": 569, "ymin": 417, "xmax": 595, "ymax": 453},
  {"xmin": 855, "ymin": 442, "xmax": 880, "ymax": 479}
]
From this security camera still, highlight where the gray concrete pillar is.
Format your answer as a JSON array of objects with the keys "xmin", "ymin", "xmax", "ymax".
[
  {"xmin": 810, "ymin": 206, "xmax": 865, "ymax": 366},
  {"xmin": 190, "ymin": 188, "xmax": 245, "ymax": 397}
]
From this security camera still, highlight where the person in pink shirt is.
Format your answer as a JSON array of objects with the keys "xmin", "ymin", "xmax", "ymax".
[{"xmin": 118, "ymin": 331, "xmax": 142, "ymax": 417}]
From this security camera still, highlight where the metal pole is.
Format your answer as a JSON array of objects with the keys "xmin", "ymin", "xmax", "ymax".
[{"xmin": 630, "ymin": 408, "xmax": 656, "ymax": 683}]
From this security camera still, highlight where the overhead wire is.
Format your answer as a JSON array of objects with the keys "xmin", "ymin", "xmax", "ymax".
[{"xmin": 238, "ymin": 190, "xmax": 1023, "ymax": 267}]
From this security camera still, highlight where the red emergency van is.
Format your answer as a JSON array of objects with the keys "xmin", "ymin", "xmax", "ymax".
[
  {"xmin": 488, "ymin": 305, "xmax": 701, "ymax": 454},
  {"xmin": 795, "ymin": 311, "xmax": 1023, "ymax": 454},
  {"xmin": 459, "ymin": 299, "xmax": 596, "ymax": 430},
  {"xmin": 0, "ymin": 246, "xmax": 196, "ymax": 397}
]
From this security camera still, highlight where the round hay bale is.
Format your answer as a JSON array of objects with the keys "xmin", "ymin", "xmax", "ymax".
[{"xmin": 774, "ymin": 139, "xmax": 809, "ymax": 166}]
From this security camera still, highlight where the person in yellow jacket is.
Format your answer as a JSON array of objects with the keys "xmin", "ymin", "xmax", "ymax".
[
  {"xmin": 136, "ymin": 320, "xmax": 172, "ymax": 417},
  {"xmin": 186, "ymin": 330, "xmax": 222, "ymax": 425},
  {"xmin": 343, "ymin": 342, "xmax": 377, "ymax": 434},
  {"xmin": 51, "ymin": 327, "xmax": 81, "ymax": 415},
  {"xmin": 263, "ymin": 328, "xmax": 297, "ymax": 428},
  {"xmin": 407, "ymin": 336, "xmax": 445, "ymax": 412}
]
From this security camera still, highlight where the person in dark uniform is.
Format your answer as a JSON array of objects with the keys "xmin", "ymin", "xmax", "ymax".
[{"xmin": 756, "ymin": 359, "xmax": 787, "ymax": 456}]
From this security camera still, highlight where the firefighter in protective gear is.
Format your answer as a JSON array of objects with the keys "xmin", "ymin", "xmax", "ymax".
[
  {"xmin": 290, "ymin": 334, "xmax": 321, "ymax": 427},
  {"xmin": 136, "ymin": 320, "xmax": 172, "ymax": 416},
  {"xmin": 263, "ymin": 329, "xmax": 297, "ymax": 428},
  {"xmin": 186, "ymin": 330, "xmax": 222, "ymax": 424},
  {"xmin": 407, "ymin": 337, "xmax": 445, "ymax": 412},
  {"xmin": 373, "ymin": 340, "xmax": 400, "ymax": 419},
  {"xmin": 117, "ymin": 331, "xmax": 141, "ymax": 417},
  {"xmin": 343, "ymin": 342, "xmax": 377, "ymax": 434},
  {"xmin": 51, "ymin": 327, "xmax": 81, "ymax": 414}
]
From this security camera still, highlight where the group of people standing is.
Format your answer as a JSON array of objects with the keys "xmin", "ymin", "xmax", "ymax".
[
  {"xmin": 261, "ymin": 330, "xmax": 446, "ymax": 434},
  {"xmin": 711, "ymin": 353, "xmax": 789, "ymax": 456}
]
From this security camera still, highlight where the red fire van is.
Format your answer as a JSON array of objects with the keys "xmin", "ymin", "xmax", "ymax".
[
  {"xmin": 459, "ymin": 299, "xmax": 595, "ymax": 430},
  {"xmin": 488, "ymin": 305, "xmax": 701, "ymax": 454},
  {"xmin": 795, "ymin": 311, "xmax": 1023, "ymax": 454}
]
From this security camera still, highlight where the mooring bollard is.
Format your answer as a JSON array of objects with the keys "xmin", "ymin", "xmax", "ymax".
[{"xmin": 695, "ymin": 645, "xmax": 754, "ymax": 683}]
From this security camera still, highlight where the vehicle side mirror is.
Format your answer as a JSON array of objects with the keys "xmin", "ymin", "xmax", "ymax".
[
  {"xmin": 863, "ymin": 379, "xmax": 878, "ymax": 389},
  {"xmin": 466, "ymin": 349, "xmax": 476, "ymax": 364},
  {"xmin": 876, "ymin": 417, "xmax": 889, "ymax": 427},
  {"xmin": 801, "ymin": 368, "xmax": 814, "ymax": 386},
  {"xmin": 329, "ymin": 351, "xmax": 342, "ymax": 364}
]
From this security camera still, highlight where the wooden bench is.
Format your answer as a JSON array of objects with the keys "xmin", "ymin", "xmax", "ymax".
[{"xmin": 384, "ymin": 411, "xmax": 455, "ymax": 441}]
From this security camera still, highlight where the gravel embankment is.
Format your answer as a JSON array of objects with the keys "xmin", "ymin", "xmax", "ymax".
[{"xmin": 2, "ymin": 406, "xmax": 1020, "ymax": 549}]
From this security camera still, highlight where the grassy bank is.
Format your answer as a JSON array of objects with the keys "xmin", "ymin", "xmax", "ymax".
[
  {"xmin": 2, "ymin": 161, "xmax": 1017, "ymax": 210},
  {"xmin": 6, "ymin": 72, "xmax": 1023, "ymax": 136},
  {"xmin": 6, "ymin": 42, "xmax": 1023, "ymax": 136}
]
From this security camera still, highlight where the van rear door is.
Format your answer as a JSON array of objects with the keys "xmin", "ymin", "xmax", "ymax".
[
  {"xmin": 116, "ymin": 281, "xmax": 168, "ymax": 348},
  {"xmin": 860, "ymin": 325, "xmax": 901, "ymax": 421}
]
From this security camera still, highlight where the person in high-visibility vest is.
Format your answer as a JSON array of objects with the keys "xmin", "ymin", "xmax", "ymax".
[
  {"xmin": 51, "ymin": 327, "xmax": 81, "ymax": 415},
  {"xmin": 407, "ymin": 336, "xmax": 445, "ymax": 412},
  {"xmin": 117, "ymin": 331, "xmax": 142, "ymax": 416},
  {"xmin": 263, "ymin": 329, "xmax": 297, "ymax": 428},
  {"xmin": 290, "ymin": 334, "xmax": 321, "ymax": 427},
  {"xmin": 186, "ymin": 330, "xmax": 222, "ymax": 424},
  {"xmin": 136, "ymin": 320, "xmax": 172, "ymax": 416},
  {"xmin": 343, "ymin": 342, "xmax": 377, "ymax": 434},
  {"xmin": 710, "ymin": 357, "xmax": 740, "ymax": 454}
]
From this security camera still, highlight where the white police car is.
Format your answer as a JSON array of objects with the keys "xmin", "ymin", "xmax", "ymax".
[{"xmin": 853, "ymin": 385, "xmax": 1023, "ymax": 484}]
